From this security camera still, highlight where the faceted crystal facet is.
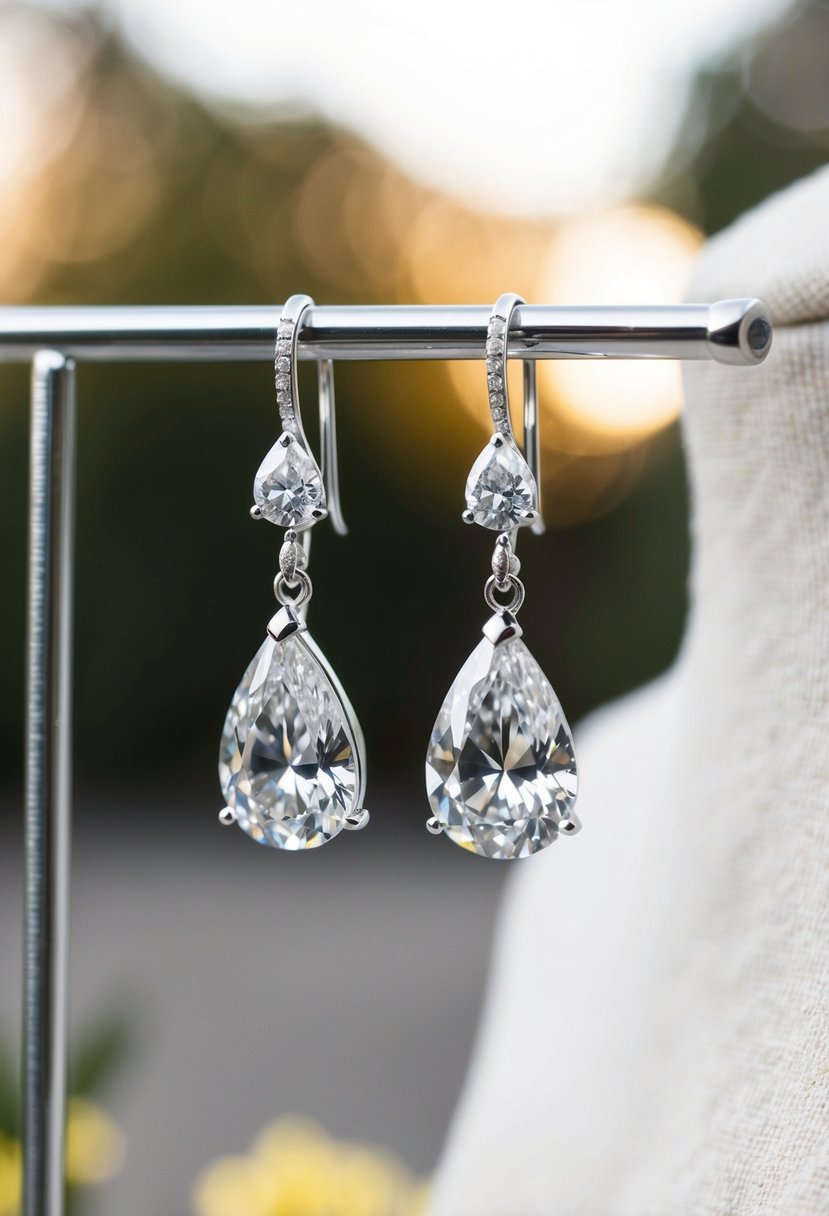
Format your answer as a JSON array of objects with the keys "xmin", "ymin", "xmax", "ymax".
[
  {"xmin": 253, "ymin": 433, "xmax": 326, "ymax": 528},
  {"xmin": 464, "ymin": 435, "xmax": 537, "ymax": 531},
  {"xmin": 219, "ymin": 632, "xmax": 361, "ymax": 850},
  {"xmin": 425, "ymin": 634, "xmax": 577, "ymax": 859}
]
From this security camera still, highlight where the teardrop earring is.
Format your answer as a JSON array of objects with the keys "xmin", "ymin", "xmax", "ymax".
[
  {"xmin": 218, "ymin": 295, "xmax": 369, "ymax": 850},
  {"xmin": 425, "ymin": 293, "xmax": 579, "ymax": 859}
]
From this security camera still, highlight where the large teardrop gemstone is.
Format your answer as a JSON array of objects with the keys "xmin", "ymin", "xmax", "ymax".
[
  {"xmin": 219, "ymin": 632, "xmax": 363, "ymax": 850},
  {"xmin": 425, "ymin": 632, "xmax": 577, "ymax": 859}
]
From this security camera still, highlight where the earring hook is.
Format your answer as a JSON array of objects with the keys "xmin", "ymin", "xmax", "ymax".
[
  {"xmin": 462, "ymin": 292, "xmax": 544, "ymax": 538},
  {"xmin": 278, "ymin": 296, "xmax": 347, "ymax": 538},
  {"xmin": 488, "ymin": 292, "xmax": 544, "ymax": 538},
  {"xmin": 522, "ymin": 359, "xmax": 545, "ymax": 537},
  {"xmin": 275, "ymin": 293, "xmax": 316, "ymax": 457},
  {"xmin": 251, "ymin": 294, "xmax": 327, "ymax": 558},
  {"xmin": 318, "ymin": 358, "xmax": 348, "ymax": 537}
]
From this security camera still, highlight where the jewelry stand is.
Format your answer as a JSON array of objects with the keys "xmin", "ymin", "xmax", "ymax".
[{"xmin": 0, "ymin": 299, "xmax": 771, "ymax": 1216}]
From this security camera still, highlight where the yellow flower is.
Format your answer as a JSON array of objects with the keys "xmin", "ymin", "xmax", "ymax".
[
  {"xmin": 66, "ymin": 1097, "xmax": 126, "ymax": 1185},
  {"xmin": 193, "ymin": 1117, "xmax": 429, "ymax": 1216},
  {"xmin": 0, "ymin": 1099, "xmax": 124, "ymax": 1216},
  {"xmin": 0, "ymin": 1134, "xmax": 21, "ymax": 1216}
]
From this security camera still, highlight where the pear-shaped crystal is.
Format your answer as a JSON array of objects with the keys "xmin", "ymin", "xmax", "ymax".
[
  {"xmin": 425, "ymin": 634, "xmax": 577, "ymax": 859},
  {"xmin": 253, "ymin": 433, "xmax": 326, "ymax": 527},
  {"xmin": 464, "ymin": 434, "xmax": 537, "ymax": 530},
  {"xmin": 219, "ymin": 632, "xmax": 362, "ymax": 849}
]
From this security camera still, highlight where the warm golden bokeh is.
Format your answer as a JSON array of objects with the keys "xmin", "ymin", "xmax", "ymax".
[
  {"xmin": 0, "ymin": 7, "xmax": 703, "ymax": 527},
  {"xmin": 539, "ymin": 205, "xmax": 703, "ymax": 443}
]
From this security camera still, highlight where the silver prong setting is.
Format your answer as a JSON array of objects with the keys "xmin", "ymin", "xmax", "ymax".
[
  {"xmin": 249, "ymin": 504, "xmax": 263, "ymax": 519},
  {"xmin": 482, "ymin": 609, "xmax": 523, "ymax": 646},
  {"xmin": 462, "ymin": 509, "xmax": 475, "ymax": 524},
  {"xmin": 267, "ymin": 603, "xmax": 306, "ymax": 642},
  {"xmin": 426, "ymin": 816, "xmax": 443, "ymax": 836},
  {"xmin": 218, "ymin": 807, "xmax": 236, "ymax": 826},
  {"xmin": 345, "ymin": 807, "xmax": 370, "ymax": 831},
  {"xmin": 559, "ymin": 812, "xmax": 582, "ymax": 836}
]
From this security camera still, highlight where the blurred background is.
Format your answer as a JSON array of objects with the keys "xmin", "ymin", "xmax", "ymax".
[{"xmin": 0, "ymin": 0, "xmax": 827, "ymax": 1212}]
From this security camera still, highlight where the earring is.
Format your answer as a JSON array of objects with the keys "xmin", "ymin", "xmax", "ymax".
[
  {"xmin": 425, "ymin": 293, "xmax": 579, "ymax": 859},
  {"xmin": 218, "ymin": 295, "xmax": 369, "ymax": 850}
]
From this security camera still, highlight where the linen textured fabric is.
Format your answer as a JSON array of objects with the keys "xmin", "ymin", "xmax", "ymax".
[{"xmin": 429, "ymin": 167, "xmax": 829, "ymax": 1215}]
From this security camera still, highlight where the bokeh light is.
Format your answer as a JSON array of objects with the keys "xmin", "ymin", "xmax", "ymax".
[{"xmin": 539, "ymin": 205, "xmax": 703, "ymax": 444}]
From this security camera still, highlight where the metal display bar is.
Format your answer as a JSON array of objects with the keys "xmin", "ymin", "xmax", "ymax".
[
  {"xmin": 23, "ymin": 353, "xmax": 75, "ymax": 1216},
  {"xmin": 10, "ymin": 297, "xmax": 772, "ymax": 1216},
  {"xmin": 0, "ymin": 299, "xmax": 771, "ymax": 364}
]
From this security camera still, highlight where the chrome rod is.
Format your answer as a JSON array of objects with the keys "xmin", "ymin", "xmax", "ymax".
[
  {"xmin": 23, "ymin": 352, "xmax": 76, "ymax": 1216},
  {"xmin": 0, "ymin": 300, "xmax": 771, "ymax": 364}
]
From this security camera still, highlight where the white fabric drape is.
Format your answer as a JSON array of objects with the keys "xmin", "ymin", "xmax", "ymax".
[{"xmin": 429, "ymin": 166, "xmax": 829, "ymax": 1216}]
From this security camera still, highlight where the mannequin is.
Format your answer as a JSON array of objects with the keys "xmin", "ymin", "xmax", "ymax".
[{"xmin": 429, "ymin": 167, "xmax": 829, "ymax": 1215}]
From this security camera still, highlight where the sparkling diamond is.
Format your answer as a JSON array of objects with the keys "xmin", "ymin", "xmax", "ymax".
[
  {"xmin": 464, "ymin": 435, "xmax": 537, "ymax": 530},
  {"xmin": 219, "ymin": 632, "xmax": 361, "ymax": 850},
  {"xmin": 253, "ymin": 433, "xmax": 326, "ymax": 527},
  {"xmin": 425, "ymin": 632, "xmax": 577, "ymax": 859}
]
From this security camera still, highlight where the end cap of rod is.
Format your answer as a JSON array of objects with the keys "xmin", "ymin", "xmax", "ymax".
[{"xmin": 707, "ymin": 298, "xmax": 772, "ymax": 366}]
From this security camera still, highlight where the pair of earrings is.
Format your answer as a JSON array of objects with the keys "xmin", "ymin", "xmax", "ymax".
[{"xmin": 217, "ymin": 294, "xmax": 579, "ymax": 860}]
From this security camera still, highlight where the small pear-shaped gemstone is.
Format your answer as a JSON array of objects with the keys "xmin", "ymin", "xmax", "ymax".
[
  {"xmin": 253, "ymin": 433, "xmax": 326, "ymax": 527},
  {"xmin": 425, "ymin": 635, "xmax": 577, "ymax": 859},
  {"xmin": 219, "ymin": 632, "xmax": 360, "ymax": 849},
  {"xmin": 464, "ymin": 434, "xmax": 537, "ymax": 530}
]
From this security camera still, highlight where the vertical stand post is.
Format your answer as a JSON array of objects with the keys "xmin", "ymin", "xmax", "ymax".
[{"xmin": 23, "ymin": 352, "xmax": 76, "ymax": 1216}]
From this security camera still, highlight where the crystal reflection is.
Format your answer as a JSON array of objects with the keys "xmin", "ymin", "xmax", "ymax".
[
  {"xmin": 219, "ymin": 634, "xmax": 358, "ymax": 850},
  {"xmin": 426, "ymin": 636, "xmax": 577, "ymax": 859}
]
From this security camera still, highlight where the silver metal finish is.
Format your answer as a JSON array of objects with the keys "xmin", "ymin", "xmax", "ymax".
[
  {"xmin": 273, "ymin": 569, "xmax": 313, "ymax": 610},
  {"xmin": 482, "ymin": 610, "xmax": 524, "ymax": 646},
  {"xmin": 523, "ymin": 361, "xmax": 545, "ymax": 535},
  {"xmin": 278, "ymin": 533, "xmax": 302, "ymax": 586},
  {"xmin": 23, "ymin": 352, "xmax": 76, "ymax": 1216},
  {"xmin": 344, "ymin": 808, "xmax": 370, "ymax": 831},
  {"xmin": 486, "ymin": 293, "xmax": 525, "ymax": 437},
  {"xmin": 491, "ymin": 534, "xmax": 520, "ymax": 592},
  {"xmin": 484, "ymin": 292, "xmax": 543, "ymax": 541},
  {"xmin": 0, "ymin": 301, "xmax": 772, "ymax": 364},
  {"xmin": 274, "ymin": 294, "xmax": 314, "ymax": 438},
  {"xmin": 267, "ymin": 604, "xmax": 306, "ymax": 642},
  {"xmin": 559, "ymin": 814, "xmax": 582, "ymax": 835},
  {"xmin": 218, "ymin": 807, "xmax": 237, "ymax": 826},
  {"xmin": 426, "ymin": 816, "xmax": 444, "ymax": 836},
  {"xmin": 483, "ymin": 574, "xmax": 526, "ymax": 616},
  {"xmin": 318, "ymin": 359, "xmax": 348, "ymax": 536}
]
